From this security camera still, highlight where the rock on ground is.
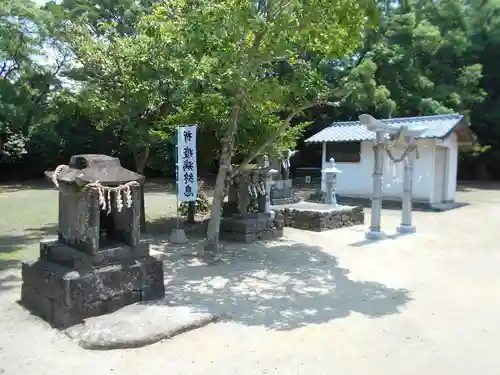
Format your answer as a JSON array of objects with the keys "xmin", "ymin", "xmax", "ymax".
[{"xmin": 65, "ymin": 300, "xmax": 217, "ymax": 350}]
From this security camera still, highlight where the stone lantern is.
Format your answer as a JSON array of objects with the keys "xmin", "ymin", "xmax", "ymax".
[{"xmin": 321, "ymin": 157, "xmax": 342, "ymax": 206}]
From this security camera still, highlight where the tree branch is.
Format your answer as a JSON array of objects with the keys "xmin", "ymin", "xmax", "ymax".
[
  {"xmin": 230, "ymin": 99, "xmax": 340, "ymax": 179},
  {"xmin": 270, "ymin": 0, "xmax": 293, "ymax": 20},
  {"xmin": 230, "ymin": 82, "xmax": 354, "ymax": 180},
  {"xmin": 2, "ymin": 62, "xmax": 20, "ymax": 81},
  {"xmin": 1, "ymin": 33, "xmax": 24, "ymax": 79}
]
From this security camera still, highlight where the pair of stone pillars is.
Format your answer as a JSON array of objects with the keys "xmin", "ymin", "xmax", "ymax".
[{"xmin": 366, "ymin": 131, "xmax": 418, "ymax": 240}]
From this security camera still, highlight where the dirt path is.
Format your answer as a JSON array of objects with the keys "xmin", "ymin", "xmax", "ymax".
[{"xmin": 1, "ymin": 186, "xmax": 499, "ymax": 375}]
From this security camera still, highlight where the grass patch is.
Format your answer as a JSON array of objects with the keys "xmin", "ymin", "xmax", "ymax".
[{"xmin": 0, "ymin": 182, "xmax": 181, "ymax": 266}]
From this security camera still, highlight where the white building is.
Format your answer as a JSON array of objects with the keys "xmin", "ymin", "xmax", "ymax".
[{"xmin": 305, "ymin": 114, "xmax": 473, "ymax": 206}]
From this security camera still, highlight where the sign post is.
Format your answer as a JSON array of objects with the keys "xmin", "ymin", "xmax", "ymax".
[{"xmin": 169, "ymin": 124, "xmax": 198, "ymax": 244}]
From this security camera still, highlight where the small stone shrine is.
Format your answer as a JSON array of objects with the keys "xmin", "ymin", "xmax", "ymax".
[
  {"xmin": 271, "ymin": 158, "xmax": 365, "ymax": 232},
  {"xmin": 220, "ymin": 157, "xmax": 284, "ymax": 243},
  {"xmin": 270, "ymin": 149, "xmax": 302, "ymax": 205},
  {"xmin": 20, "ymin": 154, "xmax": 165, "ymax": 328}
]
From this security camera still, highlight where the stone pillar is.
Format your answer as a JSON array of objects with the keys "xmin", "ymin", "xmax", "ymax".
[
  {"xmin": 325, "ymin": 178, "xmax": 333, "ymax": 204},
  {"xmin": 58, "ymin": 182, "xmax": 100, "ymax": 254},
  {"xmin": 397, "ymin": 142, "xmax": 417, "ymax": 234},
  {"xmin": 280, "ymin": 157, "xmax": 289, "ymax": 181},
  {"xmin": 262, "ymin": 169, "xmax": 272, "ymax": 214},
  {"xmin": 331, "ymin": 174, "xmax": 338, "ymax": 206},
  {"xmin": 227, "ymin": 182, "xmax": 237, "ymax": 203},
  {"xmin": 236, "ymin": 174, "xmax": 251, "ymax": 215},
  {"xmin": 366, "ymin": 131, "xmax": 386, "ymax": 240},
  {"xmin": 112, "ymin": 183, "xmax": 141, "ymax": 246}
]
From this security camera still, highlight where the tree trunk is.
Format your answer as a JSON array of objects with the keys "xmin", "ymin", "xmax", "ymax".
[
  {"xmin": 187, "ymin": 201, "xmax": 196, "ymax": 224},
  {"xmin": 203, "ymin": 99, "xmax": 242, "ymax": 255},
  {"xmin": 231, "ymin": 100, "xmax": 333, "ymax": 179},
  {"xmin": 203, "ymin": 148, "xmax": 232, "ymax": 254},
  {"xmin": 133, "ymin": 145, "xmax": 150, "ymax": 234},
  {"xmin": 133, "ymin": 145, "xmax": 150, "ymax": 175},
  {"xmin": 139, "ymin": 183, "xmax": 147, "ymax": 233}
]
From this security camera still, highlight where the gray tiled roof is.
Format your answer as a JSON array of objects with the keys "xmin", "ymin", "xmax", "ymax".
[{"xmin": 305, "ymin": 114, "xmax": 465, "ymax": 143}]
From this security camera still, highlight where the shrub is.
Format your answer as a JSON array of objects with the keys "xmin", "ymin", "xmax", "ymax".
[{"xmin": 306, "ymin": 189, "xmax": 325, "ymax": 202}]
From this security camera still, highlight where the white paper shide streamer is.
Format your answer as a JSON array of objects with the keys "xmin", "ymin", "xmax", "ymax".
[{"xmin": 177, "ymin": 125, "xmax": 198, "ymax": 202}]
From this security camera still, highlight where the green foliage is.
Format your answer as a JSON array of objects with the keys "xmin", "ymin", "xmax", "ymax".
[
  {"xmin": 306, "ymin": 189, "xmax": 325, "ymax": 203},
  {"xmin": 178, "ymin": 193, "xmax": 212, "ymax": 216},
  {"xmin": 178, "ymin": 180, "xmax": 212, "ymax": 216},
  {"xmin": 44, "ymin": 0, "xmax": 151, "ymax": 36},
  {"xmin": 326, "ymin": 0, "xmax": 488, "ymax": 120},
  {"xmin": 144, "ymin": 0, "xmax": 377, "ymax": 170},
  {"xmin": 3, "ymin": 0, "xmax": 500, "ymax": 183},
  {"xmin": 51, "ymin": 5, "xmax": 196, "ymax": 172},
  {"xmin": 0, "ymin": 0, "xmax": 72, "ymax": 165}
]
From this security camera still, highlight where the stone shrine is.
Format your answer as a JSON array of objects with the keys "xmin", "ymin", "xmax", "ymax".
[
  {"xmin": 269, "ymin": 149, "xmax": 302, "ymax": 205},
  {"xmin": 20, "ymin": 154, "xmax": 165, "ymax": 328},
  {"xmin": 220, "ymin": 161, "xmax": 284, "ymax": 243},
  {"xmin": 271, "ymin": 157, "xmax": 365, "ymax": 232}
]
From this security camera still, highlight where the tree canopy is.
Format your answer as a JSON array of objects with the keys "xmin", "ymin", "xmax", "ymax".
[{"xmin": 2, "ymin": 0, "xmax": 500, "ymax": 234}]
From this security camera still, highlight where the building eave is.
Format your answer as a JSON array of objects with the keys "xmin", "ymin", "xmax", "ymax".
[{"xmin": 305, "ymin": 113, "xmax": 468, "ymax": 144}]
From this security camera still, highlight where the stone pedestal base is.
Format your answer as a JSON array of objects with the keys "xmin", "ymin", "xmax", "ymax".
[
  {"xmin": 273, "ymin": 203, "xmax": 364, "ymax": 232},
  {"xmin": 219, "ymin": 213, "xmax": 284, "ymax": 243},
  {"xmin": 20, "ymin": 240, "xmax": 165, "ymax": 328},
  {"xmin": 396, "ymin": 224, "xmax": 416, "ymax": 234},
  {"xmin": 169, "ymin": 229, "xmax": 187, "ymax": 244},
  {"xmin": 365, "ymin": 228, "xmax": 387, "ymax": 240}
]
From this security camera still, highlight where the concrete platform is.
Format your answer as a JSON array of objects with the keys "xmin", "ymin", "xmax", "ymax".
[
  {"xmin": 272, "ymin": 201, "xmax": 358, "ymax": 212},
  {"xmin": 336, "ymin": 196, "xmax": 469, "ymax": 212}
]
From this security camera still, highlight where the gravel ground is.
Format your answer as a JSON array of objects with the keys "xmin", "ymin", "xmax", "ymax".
[{"xmin": 1, "ymin": 184, "xmax": 500, "ymax": 375}]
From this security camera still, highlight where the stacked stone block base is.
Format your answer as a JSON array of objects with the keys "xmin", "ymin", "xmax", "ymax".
[
  {"xmin": 274, "ymin": 205, "xmax": 365, "ymax": 232},
  {"xmin": 220, "ymin": 213, "xmax": 284, "ymax": 243},
  {"xmin": 20, "ymin": 240, "xmax": 165, "ymax": 328}
]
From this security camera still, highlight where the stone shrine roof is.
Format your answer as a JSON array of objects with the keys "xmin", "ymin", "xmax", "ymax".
[{"xmin": 46, "ymin": 154, "xmax": 144, "ymax": 187}]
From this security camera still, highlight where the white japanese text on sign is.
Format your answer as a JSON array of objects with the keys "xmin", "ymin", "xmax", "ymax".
[{"xmin": 177, "ymin": 125, "xmax": 197, "ymax": 202}]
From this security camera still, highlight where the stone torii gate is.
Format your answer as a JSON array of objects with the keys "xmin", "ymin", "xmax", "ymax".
[{"xmin": 359, "ymin": 114, "xmax": 428, "ymax": 240}]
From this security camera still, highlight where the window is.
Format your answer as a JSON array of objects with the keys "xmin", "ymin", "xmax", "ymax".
[{"xmin": 326, "ymin": 142, "xmax": 361, "ymax": 163}]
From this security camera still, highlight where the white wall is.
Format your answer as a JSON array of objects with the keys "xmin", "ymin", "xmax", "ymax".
[
  {"xmin": 434, "ymin": 132, "xmax": 458, "ymax": 202},
  {"xmin": 321, "ymin": 139, "xmax": 437, "ymax": 202}
]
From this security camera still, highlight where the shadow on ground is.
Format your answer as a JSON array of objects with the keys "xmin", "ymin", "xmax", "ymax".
[
  {"xmin": 0, "ymin": 179, "xmax": 176, "ymax": 194},
  {"xmin": 147, "ymin": 216, "xmax": 208, "ymax": 239},
  {"xmin": 0, "ymin": 180, "xmax": 54, "ymax": 192},
  {"xmin": 0, "ymin": 178, "xmax": 215, "ymax": 194},
  {"xmin": 0, "ymin": 260, "xmax": 22, "ymax": 293},
  {"xmin": 0, "ymin": 223, "xmax": 58, "ymax": 254},
  {"xmin": 348, "ymin": 232, "xmax": 410, "ymax": 247},
  {"xmin": 0, "ymin": 270, "xmax": 20, "ymax": 292},
  {"xmin": 161, "ymin": 241, "xmax": 411, "ymax": 331},
  {"xmin": 0, "ymin": 224, "xmax": 57, "ymax": 293},
  {"xmin": 143, "ymin": 180, "xmax": 176, "ymax": 193},
  {"xmin": 457, "ymin": 182, "xmax": 500, "ymax": 191}
]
